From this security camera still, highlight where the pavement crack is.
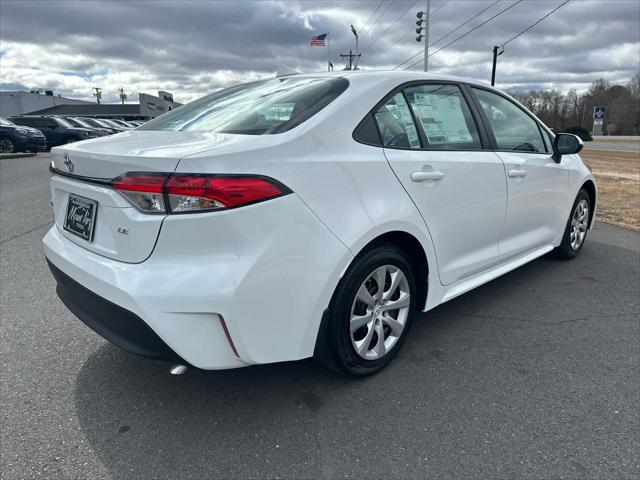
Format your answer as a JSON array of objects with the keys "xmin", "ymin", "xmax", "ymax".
[
  {"xmin": 458, "ymin": 312, "xmax": 637, "ymax": 327},
  {"xmin": 0, "ymin": 221, "xmax": 53, "ymax": 245}
]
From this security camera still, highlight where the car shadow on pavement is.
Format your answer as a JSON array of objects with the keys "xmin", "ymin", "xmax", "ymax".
[
  {"xmin": 73, "ymin": 343, "xmax": 353, "ymax": 479},
  {"xmin": 72, "ymin": 240, "xmax": 639, "ymax": 480}
]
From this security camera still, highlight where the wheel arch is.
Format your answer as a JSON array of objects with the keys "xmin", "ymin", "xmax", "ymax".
[
  {"xmin": 354, "ymin": 231, "xmax": 430, "ymax": 310},
  {"xmin": 580, "ymin": 179, "xmax": 597, "ymax": 228},
  {"xmin": 313, "ymin": 229, "xmax": 432, "ymax": 366}
]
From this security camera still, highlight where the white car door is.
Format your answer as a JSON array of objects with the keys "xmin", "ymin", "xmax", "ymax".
[
  {"xmin": 470, "ymin": 87, "xmax": 570, "ymax": 259},
  {"xmin": 379, "ymin": 83, "xmax": 507, "ymax": 286}
]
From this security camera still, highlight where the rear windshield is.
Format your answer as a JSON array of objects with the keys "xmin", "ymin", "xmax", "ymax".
[
  {"xmin": 93, "ymin": 119, "xmax": 113, "ymax": 128},
  {"xmin": 139, "ymin": 77, "xmax": 349, "ymax": 135},
  {"xmin": 55, "ymin": 118, "xmax": 72, "ymax": 128},
  {"xmin": 70, "ymin": 117, "xmax": 93, "ymax": 128}
]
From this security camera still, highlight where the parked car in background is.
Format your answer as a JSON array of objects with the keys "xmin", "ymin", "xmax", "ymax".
[
  {"xmin": 9, "ymin": 116, "xmax": 98, "ymax": 148},
  {"xmin": 44, "ymin": 71, "xmax": 595, "ymax": 376},
  {"xmin": 109, "ymin": 119, "xmax": 137, "ymax": 129},
  {"xmin": 0, "ymin": 117, "xmax": 47, "ymax": 153},
  {"xmin": 97, "ymin": 118, "xmax": 130, "ymax": 131},
  {"xmin": 76, "ymin": 117, "xmax": 121, "ymax": 134},
  {"xmin": 62, "ymin": 117, "xmax": 111, "ymax": 136}
]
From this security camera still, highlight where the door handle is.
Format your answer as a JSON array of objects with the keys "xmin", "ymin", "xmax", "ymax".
[
  {"xmin": 411, "ymin": 171, "xmax": 444, "ymax": 182},
  {"xmin": 508, "ymin": 169, "xmax": 527, "ymax": 178}
]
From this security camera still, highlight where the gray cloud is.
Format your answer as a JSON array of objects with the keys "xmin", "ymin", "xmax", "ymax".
[{"xmin": 0, "ymin": 0, "xmax": 638, "ymax": 103}]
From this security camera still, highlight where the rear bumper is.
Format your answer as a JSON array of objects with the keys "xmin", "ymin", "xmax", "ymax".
[
  {"xmin": 47, "ymin": 259, "xmax": 184, "ymax": 363},
  {"xmin": 43, "ymin": 193, "xmax": 352, "ymax": 369},
  {"xmin": 44, "ymin": 226, "xmax": 248, "ymax": 369}
]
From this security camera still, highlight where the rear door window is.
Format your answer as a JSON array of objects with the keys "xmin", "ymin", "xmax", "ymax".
[
  {"xmin": 404, "ymin": 84, "xmax": 481, "ymax": 150},
  {"xmin": 374, "ymin": 92, "xmax": 421, "ymax": 149}
]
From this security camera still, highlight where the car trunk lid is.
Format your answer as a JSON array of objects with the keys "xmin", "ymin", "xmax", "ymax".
[{"xmin": 49, "ymin": 130, "xmax": 250, "ymax": 263}]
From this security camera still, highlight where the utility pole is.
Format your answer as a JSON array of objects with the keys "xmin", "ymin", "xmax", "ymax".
[
  {"xmin": 340, "ymin": 49, "xmax": 361, "ymax": 71},
  {"xmin": 490, "ymin": 45, "xmax": 504, "ymax": 86},
  {"xmin": 92, "ymin": 87, "xmax": 102, "ymax": 104},
  {"xmin": 424, "ymin": 0, "xmax": 430, "ymax": 72},
  {"xmin": 119, "ymin": 88, "xmax": 127, "ymax": 104},
  {"xmin": 415, "ymin": 0, "xmax": 431, "ymax": 72}
]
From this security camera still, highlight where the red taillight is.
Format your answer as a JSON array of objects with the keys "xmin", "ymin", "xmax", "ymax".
[
  {"xmin": 111, "ymin": 173, "xmax": 289, "ymax": 214},
  {"xmin": 166, "ymin": 175, "xmax": 286, "ymax": 212},
  {"xmin": 112, "ymin": 173, "xmax": 168, "ymax": 213},
  {"xmin": 112, "ymin": 173, "xmax": 167, "ymax": 193}
]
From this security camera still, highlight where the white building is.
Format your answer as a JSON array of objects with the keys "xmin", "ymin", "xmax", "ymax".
[
  {"xmin": 0, "ymin": 91, "xmax": 92, "ymax": 117},
  {"xmin": 0, "ymin": 90, "xmax": 180, "ymax": 119}
]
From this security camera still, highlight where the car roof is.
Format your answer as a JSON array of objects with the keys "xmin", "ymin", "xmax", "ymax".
[{"xmin": 285, "ymin": 70, "xmax": 493, "ymax": 89}]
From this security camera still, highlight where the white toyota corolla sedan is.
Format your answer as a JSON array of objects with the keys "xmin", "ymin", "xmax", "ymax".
[{"xmin": 44, "ymin": 71, "xmax": 596, "ymax": 376}]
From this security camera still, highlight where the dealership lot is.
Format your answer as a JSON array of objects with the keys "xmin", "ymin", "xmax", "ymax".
[{"xmin": 1, "ymin": 154, "xmax": 639, "ymax": 479}]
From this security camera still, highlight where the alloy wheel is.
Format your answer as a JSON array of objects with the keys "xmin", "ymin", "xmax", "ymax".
[
  {"xmin": 570, "ymin": 199, "xmax": 589, "ymax": 250},
  {"xmin": 349, "ymin": 264, "xmax": 411, "ymax": 360},
  {"xmin": 0, "ymin": 139, "xmax": 15, "ymax": 153}
]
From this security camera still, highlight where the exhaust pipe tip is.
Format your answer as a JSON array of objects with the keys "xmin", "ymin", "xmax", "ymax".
[{"xmin": 169, "ymin": 364, "xmax": 188, "ymax": 375}]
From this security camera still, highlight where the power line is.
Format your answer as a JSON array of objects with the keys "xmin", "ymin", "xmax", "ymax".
[
  {"xmin": 361, "ymin": 0, "xmax": 419, "ymax": 53},
  {"xmin": 404, "ymin": 0, "xmax": 520, "ymax": 70},
  {"xmin": 491, "ymin": 0, "xmax": 571, "ymax": 86},
  {"xmin": 343, "ymin": 0, "xmax": 400, "ymax": 67},
  {"xmin": 362, "ymin": 0, "xmax": 386, "ymax": 28},
  {"xmin": 341, "ymin": 0, "xmax": 385, "ymax": 51},
  {"xmin": 393, "ymin": 0, "xmax": 501, "ymax": 70},
  {"xmin": 430, "ymin": 0, "xmax": 500, "ymax": 47},
  {"xmin": 501, "ymin": 0, "xmax": 570, "ymax": 47},
  {"xmin": 431, "ymin": 0, "xmax": 451, "ymax": 16},
  {"xmin": 363, "ymin": 0, "xmax": 399, "ymax": 41},
  {"xmin": 404, "ymin": 0, "xmax": 524, "ymax": 70},
  {"xmin": 392, "ymin": 0, "xmax": 456, "ymax": 51}
]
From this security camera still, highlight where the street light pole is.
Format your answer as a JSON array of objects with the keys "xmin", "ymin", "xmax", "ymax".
[
  {"xmin": 350, "ymin": 24, "xmax": 359, "ymax": 70},
  {"xmin": 92, "ymin": 87, "xmax": 102, "ymax": 105}
]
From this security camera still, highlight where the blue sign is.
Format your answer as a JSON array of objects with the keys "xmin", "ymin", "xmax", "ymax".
[{"xmin": 594, "ymin": 106, "xmax": 605, "ymax": 119}]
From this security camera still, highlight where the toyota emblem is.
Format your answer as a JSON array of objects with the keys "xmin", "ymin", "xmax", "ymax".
[{"xmin": 63, "ymin": 153, "xmax": 74, "ymax": 173}]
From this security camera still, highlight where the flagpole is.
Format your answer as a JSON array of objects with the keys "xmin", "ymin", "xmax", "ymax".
[{"xmin": 327, "ymin": 33, "xmax": 330, "ymax": 72}]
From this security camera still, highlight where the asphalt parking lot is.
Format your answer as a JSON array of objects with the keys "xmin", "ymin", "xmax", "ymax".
[{"xmin": 1, "ymin": 154, "xmax": 639, "ymax": 480}]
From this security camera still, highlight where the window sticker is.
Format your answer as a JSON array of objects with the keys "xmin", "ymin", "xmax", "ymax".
[
  {"xmin": 412, "ymin": 92, "xmax": 473, "ymax": 144},
  {"xmin": 386, "ymin": 94, "xmax": 420, "ymax": 148}
]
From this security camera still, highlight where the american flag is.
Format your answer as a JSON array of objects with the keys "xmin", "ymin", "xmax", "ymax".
[{"xmin": 310, "ymin": 33, "xmax": 328, "ymax": 46}]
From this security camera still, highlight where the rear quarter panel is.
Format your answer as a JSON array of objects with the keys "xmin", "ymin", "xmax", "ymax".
[{"xmin": 176, "ymin": 85, "xmax": 442, "ymax": 311}]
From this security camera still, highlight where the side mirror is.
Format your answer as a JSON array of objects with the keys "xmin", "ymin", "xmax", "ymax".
[{"xmin": 552, "ymin": 133, "xmax": 583, "ymax": 162}]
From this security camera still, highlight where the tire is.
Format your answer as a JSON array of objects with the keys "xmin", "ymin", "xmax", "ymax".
[
  {"xmin": 553, "ymin": 189, "xmax": 591, "ymax": 259},
  {"xmin": 318, "ymin": 244, "xmax": 417, "ymax": 377},
  {"xmin": 0, "ymin": 138, "xmax": 16, "ymax": 154}
]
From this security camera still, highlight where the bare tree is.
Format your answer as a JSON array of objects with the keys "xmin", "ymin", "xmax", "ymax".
[{"xmin": 509, "ymin": 76, "xmax": 640, "ymax": 135}]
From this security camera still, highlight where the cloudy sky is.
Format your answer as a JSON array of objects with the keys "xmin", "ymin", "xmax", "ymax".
[{"xmin": 1, "ymin": 0, "xmax": 638, "ymax": 104}]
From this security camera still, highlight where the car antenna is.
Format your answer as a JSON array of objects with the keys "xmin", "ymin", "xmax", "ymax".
[{"xmin": 275, "ymin": 64, "xmax": 300, "ymax": 78}]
